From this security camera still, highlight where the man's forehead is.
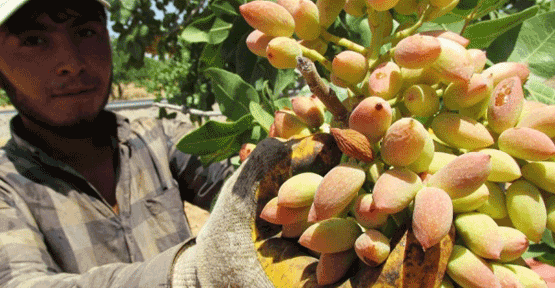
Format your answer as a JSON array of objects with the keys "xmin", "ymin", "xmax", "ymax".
[{"xmin": 7, "ymin": 14, "xmax": 62, "ymax": 34}]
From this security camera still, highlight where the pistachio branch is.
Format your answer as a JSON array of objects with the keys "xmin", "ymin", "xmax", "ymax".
[
  {"xmin": 366, "ymin": 9, "xmax": 389, "ymax": 61},
  {"xmin": 423, "ymin": 114, "xmax": 435, "ymax": 130},
  {"xmin": 319, "ymin": 28, "xmax": 368, "ymax": 55},
  {"xmin": 387, "ymin": 93, "xmax": 402, "ymax": 108},
  {"xmin": 300, "ymin": 44, "xmax": 364, "ymax": 99},
  {"xmin": 300, "ymin": 46, "xmax": 333, "ymax": 71},
  {"xmin": 296, "ymin": 56, "xmax": 349, "ymax": 125},
  {"xmin": 368, "ymin": 48, "xmax": 393, "ymax": 72},
  {"xmin": 382, "ymin": 4, "xmax": 431, "ymax": 45},
  {"xmin": 348, "ymin": 84, "xmax": 364, "ymax": 97},
  {"xmin": 364, "ymin": 5, "xmax": 430, "ymax": 74}
]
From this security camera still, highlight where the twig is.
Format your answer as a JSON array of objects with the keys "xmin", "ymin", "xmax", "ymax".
[
  {"xmin": 382, "ymin": 4, "xmax": 431, "ymax": 45},
  {"xmin": 296, "ymin": 56, "xmax": 349, "ymax": 125},
  {"xmin": 319, "ymin": 29, "xmax": 368, "ymax": 55},
  {"xmin": 368, "ymin": 48, "xmax": 393, "ymax": 72},
  {"xmin": 366, "ymin": 9, "xmax": 391, "ymax": 65},
  {"xmin": 153, "ymin": 103, "xmax": 223, "ymax": 117},
  {"xmin": 348, "ymin": 84, "xmax": 364, "ymax": 96},
  {"xmin": 182, "ymin": 0, "xmax": 209, "ymax": 28},
  {"xmin": 300, "ymin": 46, "xmax": 333, "ymax": 71},
  {"xmin": 460, "ymin": 0, "xmax": 486, "ymax": 35}
]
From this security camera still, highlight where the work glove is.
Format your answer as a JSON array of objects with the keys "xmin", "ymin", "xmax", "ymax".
[{"xmin": 171, "ymin": 133, "xmax": 454, "ymax": 287}]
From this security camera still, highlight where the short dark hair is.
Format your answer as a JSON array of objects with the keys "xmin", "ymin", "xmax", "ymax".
[{"xmin": 1, "ymin": 0, "xmax": 107, "ymax": 34}]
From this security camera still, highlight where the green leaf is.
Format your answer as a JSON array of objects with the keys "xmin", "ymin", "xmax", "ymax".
[
  {"xmin": 127, "ymin": 41, "xmax": 143, "ymax": 60},
  {"xmin": 250, "ymin": 125, "xmax": 266, "ymax": 143},
  {"xmin": 345, "ymin": 14, "xmax": 372, "ymax": 47},
  {"xmin": 205, "ymin": 68, "xmax": 260, "ymax": 120},
  {"xmin": 259, "ymin": 80, "xmax": 277, "ymax": 114},
  {"xmin": 139, "ymin": 25, "xmax": 149, "ymax": 38},
  {"xmin": 234, "ymin": 34, "xmax": 260, "ymax": 81},
  {"xmin": 273, "ymin": 69, "xmax": 297, "ymax": 99},
  {"xmin": 176, "ymin": 114, "xmax": 255, "ymax": 156},
  {"xmin": 485, "ymin": 24, "xmax": 522, "ymax": 64},
  {"xmin": 329, "ymin": 82, "xmax": 349, "ymax": 102},
  {"xmin": 536, "ymin": 251, "xmax": 555, "ymax": 266},
  {"xmin": 220, "ymin": 17, "xmax": 251, "ymax": 63},
  {"xmin": 201, "ymin": 44, "xmax": 225, "ymax": 69},
  {"xmin": 199, "ymin": 129, "xmax": 252, "ymax": 164},
  {"xmin": 118, "ymin": 8, "xmax": 132, "ymax": 24},
  {"xmin": 432, "ymin": 0, "xmax": 508, "ymax": 25},
  {"xmin": 507, "ymin": 11, "xmax": 555, "ymax": 80},
  {"xmin": 542, "ymin": 229, "xmax": 555, "ymax": 250},
  {"xmin": 208, "ymin": 18, "xmax": 233, "ymax": 44},
  {"xmin": 174, "ymin": 0, "xmax": 188, "ymax": 11},
  {"xmin": 463, "ymin": 5, "xmax": 540, "ymax": 49},
  {"xmin": 379, "ymin": 216, "xmax": 401, "ymax": 239},
  {"xmin": 419, "ymin": 21, "xmax": 465, "ymax": 34},
  {"xmin": 180, "ymin": 15, "xmax": 216, "ymax": 43},
  {"xmin": 524, "ymin": 79, "xmax": 555, "ymax": 105},
  {"xmin": 158, "ymin": 108, "xmax": 177, "ymax": 120},
  {"xmin": 121, "ymin": 0, "xmax": 137, "ymax": 10},
  {"xmin": 251, "ymin": 61, "xmax": 275, "ymax": 89},
  {"xmin": 249, "ymin": 101, "xmax": 274, "ymax": 132},
  {"xmin": 522, "ymin": 243, "xmax": 552, "ymax": 259},
  {"xmin": 210, "ymin": 1, "xmax": 239, "ymax": 16},
  {"xmin": 274, "ymin": 97, "xmax": 292, "ymax": 110},
  {"xmin": 230, "ymin": 155, "xmax": 241, "ymax": 168}
]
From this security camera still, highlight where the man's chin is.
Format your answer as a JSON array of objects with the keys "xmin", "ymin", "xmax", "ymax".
[
  {"xmin": 19, "ymin": 109, "xmax": 109, "ymax": 139},
  {"xmin": 46, "ymin": 118, "xmax": 106, "ymax": 139}
]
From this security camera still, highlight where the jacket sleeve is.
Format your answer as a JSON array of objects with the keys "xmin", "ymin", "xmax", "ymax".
[
  {"xmin": 161, "ymin": 117, "xmax": 235, "ymax": 210},
  {"xmin": 0, "ymin": 184, "xmax": 192, "ymax": 288}
]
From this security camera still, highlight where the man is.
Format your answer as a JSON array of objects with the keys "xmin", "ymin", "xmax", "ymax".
[{"xmin": 0, "ymin": 0, "xmax": 233, "ymax": 286}]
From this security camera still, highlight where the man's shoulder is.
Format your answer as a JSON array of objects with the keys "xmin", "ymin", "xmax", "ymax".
[
  {"xmin": 0, "ymin": 142, "xmax": 23, "ymax": 171},
  {"xmin": 0, "ymin": 145, "xmax": 34, "ymax": 195},
  {"xmin": 0, "ymin": 147, "xmax": 9, "ymax": 165}
]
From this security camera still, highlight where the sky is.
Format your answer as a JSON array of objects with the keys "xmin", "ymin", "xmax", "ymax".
[{"xmin": 106, "ymin": 3, "xmax": 176, "ymax": 39}]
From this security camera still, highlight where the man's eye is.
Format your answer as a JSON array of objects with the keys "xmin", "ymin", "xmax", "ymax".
[
  {"xmin": 21, "ymin": 36, "xmax": 46, "ymax": 46},
  {"xmin": 79, "ymin": 29, "xmax": 97, "ymax": 38}
]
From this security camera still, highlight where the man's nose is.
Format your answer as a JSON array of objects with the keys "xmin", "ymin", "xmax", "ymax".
[
  {"xmin": 54, "ymin": 35, "xmax": 86, "ymax": 77},
  {"xmin": 56, "ymin": 61, "xmax": 82, "ymax": 76}
]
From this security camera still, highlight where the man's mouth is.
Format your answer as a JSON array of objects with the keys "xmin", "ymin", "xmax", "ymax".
[{"xmin": 52, "ymin": 86, "xmax": 97, "ymax": 97}]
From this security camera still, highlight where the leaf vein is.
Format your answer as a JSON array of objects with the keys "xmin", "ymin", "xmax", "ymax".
[{"xmin": 522, "ymin": 29, "xmax": 555, "ymax": 63}]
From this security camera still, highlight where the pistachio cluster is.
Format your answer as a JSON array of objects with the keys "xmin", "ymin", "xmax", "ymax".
[{"xmin": 239, "ymin": 0, "xmax": 552, "ymax": 286}]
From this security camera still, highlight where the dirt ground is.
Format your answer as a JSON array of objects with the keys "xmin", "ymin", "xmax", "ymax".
[{"xmin": 183, "ymin": 202, "xmax": 210, "ymax": 237}]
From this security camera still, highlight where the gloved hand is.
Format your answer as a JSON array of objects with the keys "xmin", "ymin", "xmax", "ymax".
[{"xmin": 172, "ymin": 133, "xmax": 454, "ymax": 287}]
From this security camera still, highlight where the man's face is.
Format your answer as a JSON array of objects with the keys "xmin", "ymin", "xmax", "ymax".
[{"xmin": 0, "ymin": 9, "xmax": 112, "ymax": 129}]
